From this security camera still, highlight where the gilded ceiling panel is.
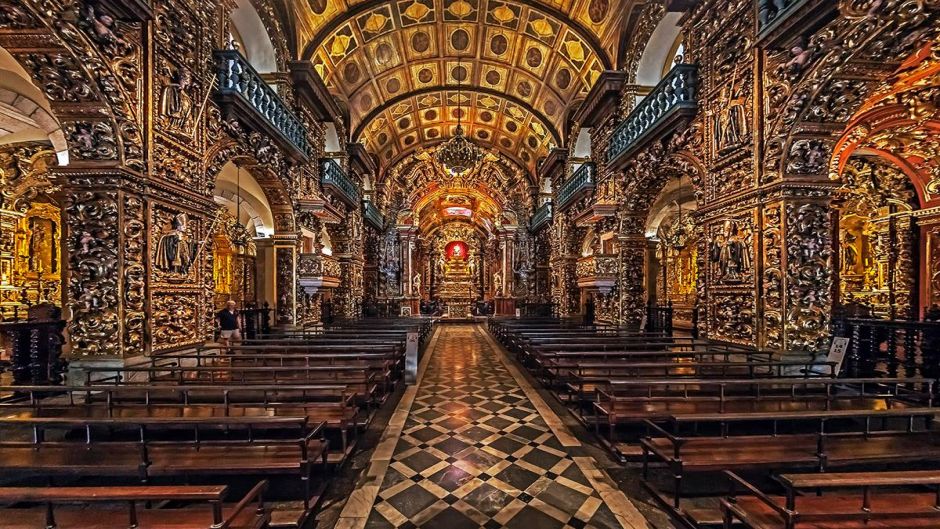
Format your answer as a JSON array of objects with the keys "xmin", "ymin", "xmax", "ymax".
[{"xmin": 294, "ymin": 0, "xmax": 631, "ymax": 173}]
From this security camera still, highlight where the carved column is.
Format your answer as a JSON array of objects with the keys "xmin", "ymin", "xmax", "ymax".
[
  {"xmin": 57, "ymin": 168, "xmax": 146, "ymax": 359},
  {"xmin": 617, "ymin": 214, "xmax": 647, "ymax": 328},
  {"xmin": 273, "ymin": 235, "xmax": 299, "ymax": 327},
  {"xmin": 760, "ymin": 193, "xmax": 834, "ymax": 351}
]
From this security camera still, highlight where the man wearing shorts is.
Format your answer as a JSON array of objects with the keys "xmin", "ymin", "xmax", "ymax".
[{"xmin": 217, "ymin": 300, "xmax": 241, "ymax": 346}]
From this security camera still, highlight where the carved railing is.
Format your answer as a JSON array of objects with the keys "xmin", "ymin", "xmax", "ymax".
[
  {"xmin": 363, "ymin": 200, "xmax": 384, "ymax": 230},
  {"xmin": 756, "ymin": 0, "xmax": 836, "ymax": 45},
  {"xmin": 320, "ymin": 159, "xmax": 360, "ymax": 208},
  {"xmin": 606, "ymin": 64, "xmax": 698, "ymax": 169},
  {"xmin": 530, "ymin": 202, "xmax": 552, "ymax": 231},
  {"xmin": 0, "ymin": 304, "xmax": 66, "ymax": 385},
  {"xmin": 240, "ymin": 301, "xmax": 271, "ymax": 340},
  {"xmin": 214, "ymin": 49, "xmax": 311, "ymax": 162},
  {"xmin": 646, "ymin": 302, "xmax": 674, "ymax": 336},
  {"xmin": 556, "ymin": 163, "xmax": 596, "ymax": 212},
  {"xmin": 833, "ymin": 317, "xmax": 940, "ymax": 380}
]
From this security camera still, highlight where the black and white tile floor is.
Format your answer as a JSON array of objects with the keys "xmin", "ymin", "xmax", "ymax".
[{"xmin": 336, "ymin": 324, "xmax": 649, "ymax": 529}]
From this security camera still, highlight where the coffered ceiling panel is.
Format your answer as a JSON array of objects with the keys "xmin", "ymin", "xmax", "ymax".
[{"xmin": 295, "ymin": 0, "xmax": 631, "ymax": 174}]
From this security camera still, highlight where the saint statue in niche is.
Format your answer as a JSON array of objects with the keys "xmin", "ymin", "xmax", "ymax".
[
  {"xmin": 709, "ymin": 220, "xmax": 750, "ymax": 282},
  {"xmin": 156, "ymin": 213, "xmax": 196, "ymax": 275},
  {"xmin": 28, "ymin": 223, "xmax": 48, "ymax": 272},
  {"xmin": 413, "ymin": 272, "xmax": 421, "ymax": 297},
  {"xmin": 493, "ymin": 272, "xmax": 503, "ymax": 297},
  {"xmin": 841, "ymin": 232, "xmax": 860, "ymax": 274},
  {"xmin": 160, "ymin": 66, "xmax": 194, "ymax": 131}
]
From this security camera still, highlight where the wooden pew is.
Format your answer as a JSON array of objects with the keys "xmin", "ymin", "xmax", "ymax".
[
  {"xmin": 719, "ymin": 470, "xmax": 940, "ymax": 529},
  {"xmin": 82, "ymin": 365, "xmax": 380, "ymax": 404},
  {"xmin": 0, "ymin": 384, "xmax": 360, "ymax": 463},
  {"xmin": 0, "ymin": 415, "xmax": 328, "ymax": 509},
  {"xmin": 0, "ymin": 481, "xmax": 269, "ymax": 529},
  {"xmin": 593, "ymin": 377, "xmax": 932, "ymax": 459},
  {"xmin": 151, "ymin": 350, "xmax": 400, "ymax": 396},
  {"xmin": 558, "ymin": 360, "xmax": 836, "ymax": 401},
  {"xmin": 640, "ymin": 407, "xmax": 940, "ymax": 511}
]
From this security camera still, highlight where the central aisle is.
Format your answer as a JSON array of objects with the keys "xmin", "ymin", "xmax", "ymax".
[{"xmin": 351, "ymin": 324, "xmax": 649, "ymax": 529}]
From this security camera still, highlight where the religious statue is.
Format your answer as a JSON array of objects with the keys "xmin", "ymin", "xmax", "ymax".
[
  {"xmin": 156, "ymin": 213, "xmax": 196, "ymax": 275},
  {"xmin": 714, "ymin": 80, "xmax": 747, "ymax": 152},
  {"xmin": 436, "ymin": 253, "xmax": 446, "ymax": 276},
  {"xmin": 493, "ymin": 272, "xmax": 503, "ymax": 296},
  {"xmin": 468, "ymin": 252, "xmax": 477, "ymax": 277},
  {"xmin": 28, "ymin": 223, "xmax": 46, "ymax": 272},
  {"xmin": 709, "ymin": 220, "xmax": 750, "ymax": 282},
  {"xmin": 160, "ymin": 66, "xmax": 194, "ymax": 131},
  {"xmin": 452, "ymin": 244, "xmax": 462, "ymax": 258},
  {"xmin": 841, "ymin": 232, "xmax": 860, "ymax": 274},
  {"xmin": 413, "ymin": 272, "xmax": 422, "ymax": 297}
]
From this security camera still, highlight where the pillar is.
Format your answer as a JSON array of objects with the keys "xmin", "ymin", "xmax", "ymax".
[
  {"xmin": 273, "ymin": 234, "xmax": 299, "ymax": 327},
  {"xmin": 58, "ymin": 168, "xmax": 147, "ymax": 359}
]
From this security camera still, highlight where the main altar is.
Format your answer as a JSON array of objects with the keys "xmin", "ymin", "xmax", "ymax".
[{"xmin": 435, "ymin": 240, "xmax": 476, "ymax": 318}]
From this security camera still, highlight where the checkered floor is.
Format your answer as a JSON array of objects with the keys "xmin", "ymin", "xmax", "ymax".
[{"xmin": 366, "ymin": 325, "xmax": 627, "ymax": 529}]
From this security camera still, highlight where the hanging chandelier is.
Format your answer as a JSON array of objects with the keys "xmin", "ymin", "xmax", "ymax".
[{"xmin": 436, "ymin": 41, "xmax": 482, "ymax": 174}]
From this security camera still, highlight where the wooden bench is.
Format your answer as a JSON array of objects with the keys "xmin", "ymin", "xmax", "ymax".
[
  {"xmin": 590, "ymin": 377, "xmax": 931, "ymax": 457},
  {"xmin": 0, "ymin": 415, "xmax": 327, "ymax": 509},
  {"xmin": 0, "ymin": 384, "xmax": 360, "ymax": 463},
  {"xmin": 82, "ymin": 365, "xmax": 380, "ymax": 404},
  {"xmin": 554, "ymin": 360, "xmax": 836, "ymax": 399},
  {"xmin": 0, "ymin": 481, "xmax": 268, "ymax": 529},
  {"xmin": 640, "ymin": 407, "xmax": 940, "ymax": 510},
  {"xmin": 720, "ymin": 470, "xmax": 940, "ymax": 529},
  {"xmin": 151, "ymin": 351, "xmax": 399, "ymax": 396}
]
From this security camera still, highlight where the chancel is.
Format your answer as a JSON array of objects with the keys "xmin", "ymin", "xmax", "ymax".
[{"xmin": 0, "ymin": 0, "xmax": 939, "ymax": 528}]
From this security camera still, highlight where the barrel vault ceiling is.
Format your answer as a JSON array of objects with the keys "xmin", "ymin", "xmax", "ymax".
[{"xmin": 292, "ymin": 0, "xmax": 632, "ymax": 175}]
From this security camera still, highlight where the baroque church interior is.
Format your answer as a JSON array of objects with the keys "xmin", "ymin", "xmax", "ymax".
[{"xmin": 0, "ymin": 0, "xmax": 940, "ymax": 528}]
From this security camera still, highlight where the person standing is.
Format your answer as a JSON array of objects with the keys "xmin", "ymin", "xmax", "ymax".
[{"xmin": 217, "ymin": 300, "xmax": 241, "ymax": 347}]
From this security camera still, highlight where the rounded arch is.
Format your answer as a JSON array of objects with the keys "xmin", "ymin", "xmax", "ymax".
[
  {"xmin": 230, "ymin": 0, "xmax": 278, "ymax": 73},
  {"xmin": 0, "ymin": 46, "xmax": 68, "ymax": 161},
  {"xmin": 634, "ymin": 11, "xmax": 683, "ymax": 86},
  {"xmin": 213, "ymin": 161, "xmax": 276, "ymax": 237},
  {"xmin": 205, "ymin": 138, "xmax": 295, "ymax": 232}
]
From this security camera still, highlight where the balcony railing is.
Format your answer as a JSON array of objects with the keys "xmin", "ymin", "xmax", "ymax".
[
  {"xmin": 363, "ymin": 200, "xmax": 384, "ymax": 230},
  {"xmin": 530, "ymin": 202, "xmax": 553, "ymax": 231},
  {"xmin": 606, "ymin": 63, "xmax": 697, "ymax": 169},
  {"xmin": 320, "ymin": 158, "xmax": 360, "ymax": 208},
  {"xmin": 214, "ymin": 49, "xmax": 311, "ymax": 162},
  {"xmin": 556, "ymin": 162, "xmax": 595, "ymax": 212},
  {"xmin": 756, "ymin": 0, "xmax": 837, "ymax": 46}
]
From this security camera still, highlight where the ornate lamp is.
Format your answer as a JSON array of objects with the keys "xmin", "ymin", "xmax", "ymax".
[{"xmin": 436, "ymin": 47, "xmax": 482, "ymax": 174}]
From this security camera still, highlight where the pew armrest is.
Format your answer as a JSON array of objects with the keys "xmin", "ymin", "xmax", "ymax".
[
  {"xmin": 224, "ymin": 480, "xmax": 269, "ymax": 527},
  {"xmin": 723, "ymin": 471, "xmax": 791, "ymax": 519}
]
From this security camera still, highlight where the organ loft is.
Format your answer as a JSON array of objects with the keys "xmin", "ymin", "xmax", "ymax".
[{"xmin": 0, "ymin": 0, "xmax": 938, "ymax": 528}]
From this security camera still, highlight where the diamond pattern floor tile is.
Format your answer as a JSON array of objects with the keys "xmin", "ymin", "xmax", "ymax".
[{"xmin": 368, "ymin": 325, "xmax": 629, "ymax": 528}]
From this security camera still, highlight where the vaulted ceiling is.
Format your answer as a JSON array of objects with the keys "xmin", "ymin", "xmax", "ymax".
[{"xmin": 291, "ymin": 0, "xmax": 632, "ymax": 175}]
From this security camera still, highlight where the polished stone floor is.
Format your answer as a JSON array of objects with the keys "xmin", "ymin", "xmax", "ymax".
[{"xmin": 343, "ymin": 324, "xmax": 648, "ymax": 529}]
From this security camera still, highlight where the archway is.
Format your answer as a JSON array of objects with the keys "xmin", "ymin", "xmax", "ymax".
[
  {"xmin": 829, "ymin": 41, "xmax": 940, "ymax": 320},
  {"xmin": 211, "ymin": 161, "xmax": 276, "ymax": 310},
  {"xmin": 645, "ymin": 175, "xmax": 698, "ymax": 329}
]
